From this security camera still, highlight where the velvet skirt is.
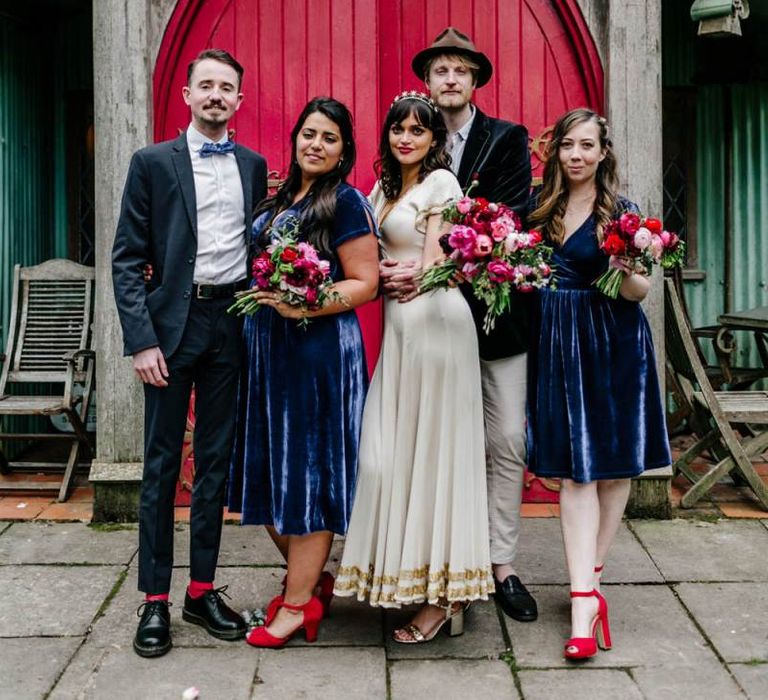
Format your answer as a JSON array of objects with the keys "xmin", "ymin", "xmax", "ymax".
[
  {"xmin": 227, "ymin": 306, "xmax": 368, "ymax": 534},
  {"xmin": 526, "ymin": 285, "xmax": 671, "ymax": 482}
]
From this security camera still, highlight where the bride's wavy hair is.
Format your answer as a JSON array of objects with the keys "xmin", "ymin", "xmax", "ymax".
[
  {"xmin": 255, "ymin": 97, "xmax": 356, "ymax": 257},
  {"xmin": 374, "ymin": 97, "xmax": 451, "ymax": 201},
  {"xmin": 528, "ymin": 108, "xmax": 619, "ymax": 245}
]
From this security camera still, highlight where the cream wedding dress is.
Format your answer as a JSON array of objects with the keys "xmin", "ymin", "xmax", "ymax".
[{"xmin": 334, "ymin": 169, "xmax": 493, "ymax": 607}]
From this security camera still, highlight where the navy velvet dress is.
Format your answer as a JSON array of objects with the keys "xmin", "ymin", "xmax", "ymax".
[
  {"xmin": 526, "ymin": 198, "xmax": 671, "ymax": 482},
  {"xmin": 228, "ymin": 184, "xmax": 372, "ymax": 534}
]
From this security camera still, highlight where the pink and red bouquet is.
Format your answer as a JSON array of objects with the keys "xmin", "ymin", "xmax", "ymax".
[
  {"xmin": 595, "ymin": 211, "xmax": 685, "ymax": 298},
  {"xmin": 420, "ymin": 193, "xmax": 555, "ymax": 333},
  {"xmin": 228, "ymin": 217, "xmax": 341, "ymax": 325}
]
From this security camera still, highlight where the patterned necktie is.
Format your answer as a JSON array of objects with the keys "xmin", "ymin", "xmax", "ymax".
[{"xmin": 199, "ymin": 141, "xmax": 236, "ymax": 158}]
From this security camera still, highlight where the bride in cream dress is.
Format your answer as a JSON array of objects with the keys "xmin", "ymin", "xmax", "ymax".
[{"xmin": 334, "ymin": 93, "xmax": 492, "ymax": 643}]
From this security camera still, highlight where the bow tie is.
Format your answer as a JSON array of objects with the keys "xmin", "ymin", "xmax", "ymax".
[{"xmin": 199, "ymin": 141, "xmax": 235, "ymax": 157}]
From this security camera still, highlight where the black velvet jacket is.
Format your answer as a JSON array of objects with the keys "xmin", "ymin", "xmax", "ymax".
[{"xmin": 456, "ymin": 107, "xmax": 533, "ymax": 361}]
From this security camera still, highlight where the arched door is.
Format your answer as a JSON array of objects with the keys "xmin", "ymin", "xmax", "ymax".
[
  {"xmin": 155, "ymin": 0, "xmax": 602, "ymax": 368},
  {"xmin": 156, "ymin": 0, "xmax": 602, "ymax": 504}
]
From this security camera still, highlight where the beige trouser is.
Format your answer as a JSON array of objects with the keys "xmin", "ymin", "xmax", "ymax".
[{"xmin": 481, "ymin": 353, "xmax": 527, "ymax": 566}]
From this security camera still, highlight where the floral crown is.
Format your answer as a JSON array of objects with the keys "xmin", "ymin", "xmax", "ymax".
[{"xmin": 390, "ymin": 90, "xmax": 438, "ymax": 112}]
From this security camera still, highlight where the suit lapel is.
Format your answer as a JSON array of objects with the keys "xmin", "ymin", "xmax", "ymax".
[
  {"xmin": 457, "ymin": 107, "xmax": 491, "ymax": 190},
  {"xmin": 171, "ymin": 134, "xmax": 198, "ymax": 237},
  {"xmin": 235, "ymin": 147, "xmax": 253, "ymax": 229}
]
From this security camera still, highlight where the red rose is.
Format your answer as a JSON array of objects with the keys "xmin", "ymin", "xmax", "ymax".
[
  {"xmin": 603, "ymin": 233, "xmax": 626, "ymax": 256},
  {"xmin": 619, "ymin": 212, "xmax": 641, "ymax": 234},
  {"xmin": 280, "ymin": 247, "xmax": 299, "ymax": 263},
  {"xmin": 644, "ymin": 217, "xmax": 662, "ymax": 234}
]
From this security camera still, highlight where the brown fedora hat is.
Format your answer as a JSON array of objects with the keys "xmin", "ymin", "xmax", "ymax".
[{"xmin": 411, "ymin": 27, "xmax": 493, "ymax": 87}]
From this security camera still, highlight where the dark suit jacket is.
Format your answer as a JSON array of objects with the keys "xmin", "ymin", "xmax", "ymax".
[
  {"xmin": 456, "ymin": 107, "xmax": 532, "ymax": 361},
  {"xmin": 112, "ymin": 132, "xmax": 268, "ymax": 358}
]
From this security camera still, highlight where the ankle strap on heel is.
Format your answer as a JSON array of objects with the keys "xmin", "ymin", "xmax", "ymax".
[{"xmin": 569, "ymin": 589, "xmax": 598, "ymax": 598}]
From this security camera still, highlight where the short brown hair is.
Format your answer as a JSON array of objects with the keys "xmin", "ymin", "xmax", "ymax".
[
  {"xmin": 423, "ymin": 53, "xmax": 480, "ymax": 84},
  {"xmin": 187, "ymin": 49, "xmax": 244, "ymax": 89}
]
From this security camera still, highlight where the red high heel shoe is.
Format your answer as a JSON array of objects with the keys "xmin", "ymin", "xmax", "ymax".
[
  {"xmin": 273, "ymin": 572, "xmax": 335, "ymax": 622},
  {"xmin": 246, "ymin": 595, "xmax": 323, "ymax": 648},
  {"xmin": 564, "ymin": 590, "xmax": 612, "ymax": 660}
]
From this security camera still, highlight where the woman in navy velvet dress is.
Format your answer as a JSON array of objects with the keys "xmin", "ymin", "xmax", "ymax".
[
  {"xmin": 228, "ymin": 97, "xmax": 379, "ymax": 647},
  {"xmin": 527, "ymin": 109, "xmax": 670, "ymax": 661}
]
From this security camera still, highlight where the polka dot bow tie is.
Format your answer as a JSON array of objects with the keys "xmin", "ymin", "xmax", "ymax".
[{"xmin": 199, "ymin": 141, "xmax": 235, "ymax": 157}]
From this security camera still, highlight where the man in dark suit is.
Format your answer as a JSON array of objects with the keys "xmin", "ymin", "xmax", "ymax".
[
  {"xmin": 112, "ymin": 49, "xmax": 267, "ymax": 658},
  {"xmin": 385, "ymin": 27, "xmax": 537, "ymax": 623}
]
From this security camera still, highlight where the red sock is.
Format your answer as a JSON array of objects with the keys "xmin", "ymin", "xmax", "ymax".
[
  {"xmin": 187, "ymin": 580, "xmax": 214, "ymax": 599},
  {"xmin": 145, "ymin": 593, "xmax": 169, "ymax": 602}
]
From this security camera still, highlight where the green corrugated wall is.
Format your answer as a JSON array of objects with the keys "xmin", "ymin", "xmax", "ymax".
[{"xmin": 0, "ymin": 17, "xmax": 55, "ymax": 348}]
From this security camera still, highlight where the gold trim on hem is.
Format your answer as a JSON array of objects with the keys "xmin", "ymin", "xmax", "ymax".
[{"xmin": 334, "ymin": 563, "xmax": 494, "ymax": 607}]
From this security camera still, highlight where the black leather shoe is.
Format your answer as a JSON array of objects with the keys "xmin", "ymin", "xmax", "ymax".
[
  {"xmin": 133, "ymin": 600, "xmax": 172, "ymax": 658},
  {"xmin": 182, "ymin": 586, "xmax": 247, "ymax": 640},
  {"xmin": 494, "ymin": 575, "xmax": 538, "ymax": 622}
]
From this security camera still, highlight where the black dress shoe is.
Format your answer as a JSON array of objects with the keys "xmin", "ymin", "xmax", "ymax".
[
  {"xmin": 133, "ymin": 600, "xmax": 172, "ymax": 658},
  {"xmin": 494, "ymin": 575, "xmax": 538, "ymax": 622},
  {"xmin": 182, "ymin": 586, "xmax": 247, "ymax": 640}
]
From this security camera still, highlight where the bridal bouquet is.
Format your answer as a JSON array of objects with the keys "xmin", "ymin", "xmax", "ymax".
[
  {"xmin": 595, "ymin": 211, "xmax": 686, "ymax": 298},
  {"xmin": 228, "ymin": 217, "xmax": 341, "ymax": 326},
  {"xmin": 419, "ymin": 193, "xmax": 555, "ymax": 333}
]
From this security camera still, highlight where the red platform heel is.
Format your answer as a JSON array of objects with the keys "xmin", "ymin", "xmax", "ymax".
[
  {"xmin": 246, "ymin": 595, "xmax": 323, "ymax": 648},
  {"xmin": 564, "ymin": 590, "xmax": 612, "ymax": 660}
]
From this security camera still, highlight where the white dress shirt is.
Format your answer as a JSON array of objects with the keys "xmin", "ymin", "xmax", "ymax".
[
  {"xmin": 186, "ymin": 123, "xmax": 247, "ymax": 285},
  {"xmin": 447, "ymin": 105, "xmax": 477, "ymax": 176}
]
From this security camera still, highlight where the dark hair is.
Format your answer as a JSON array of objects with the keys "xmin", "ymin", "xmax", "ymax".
[
  {"xmin": 528, "ymin": 108, "xmax": 619, "ymax": 245},
  {"xmin": 187, "ymin": 49, "xmax": 245, "ymax": 89},
  {"xmin": 255, "ymin": 97, "xmax": 356, "ymax": 257},
  {"xmin": 375, "ymin": 97, "xmax": 452, "ymax": 200}
]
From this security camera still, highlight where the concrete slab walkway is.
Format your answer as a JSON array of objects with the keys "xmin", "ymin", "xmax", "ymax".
[{"xmin": 0, "ymin": 518, "xmax": 766, "ymax": 699}]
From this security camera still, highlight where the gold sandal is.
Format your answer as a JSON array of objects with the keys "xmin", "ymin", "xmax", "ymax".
[{"xmin": 392, "ymin": 602, "xmax": 469, "ymax": 644}]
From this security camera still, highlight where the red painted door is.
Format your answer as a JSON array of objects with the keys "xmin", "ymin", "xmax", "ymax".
[{"xmin": 155, "ymin": 0, "xmax": 602, "ymax": 503}]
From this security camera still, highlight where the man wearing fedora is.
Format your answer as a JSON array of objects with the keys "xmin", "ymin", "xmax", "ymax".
[{"xmin": 382, "ymin": 27, "xmax": 537, "ymax": 623}]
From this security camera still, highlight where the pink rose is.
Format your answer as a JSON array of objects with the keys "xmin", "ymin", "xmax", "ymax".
[
  {"xmin": 448, "ymin": 225, "xmax": 478, "ymax": 259},
  {"xmin": 633, "ymin": 227, "xmax": 652, "ymax": 250},
  {"xmin": 298, "ymin": 242, "xmax": 320, "ymax": 262},
  {"xmin": 649, "ymin": 234, "xmax": 664, "ymax": 260},
  {"xmin": 487, "ymin": 259, "xmax": 513, "ymax": 283},
  {"xmin": 619, "ymin": 212, "xmax": 641, "ymax": 234},
  {"xmin": 305, "ymin": 287, "xmax": 319, "ymax": 306},
  {"xmin": 461, "ymin": 262, "xmax": 480, "ymax": 279},
  {"xmin": 490, "ymin": 216, "xmax": 515, "ymax": 242},
  {"xmin": 473, "ymin": 234, "xmax": 494, "ymax": 258},
  {"xmin": 456, "ymin": 197, "xmax": 473, "ymax": 215},
  {"xmin": 538, "ymin": 262, "xmax": 551, "ymax": 277}
]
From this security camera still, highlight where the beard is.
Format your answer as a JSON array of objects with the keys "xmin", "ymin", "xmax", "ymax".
[{"xmin": 434, "ymin": 92, "xmax": 470, "ymax": 112}]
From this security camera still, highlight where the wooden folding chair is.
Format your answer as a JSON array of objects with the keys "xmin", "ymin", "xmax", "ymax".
[
  {"xmin": 665, "ymin": 268, "xmax": 768, "ymax": 435},
  {"xmin": 0, "ymin": 260, "xmax": 95, "ymax": 502},
  {"xmin": 665, "ymin": 278, "xmax": 768, "ymax": 510}
]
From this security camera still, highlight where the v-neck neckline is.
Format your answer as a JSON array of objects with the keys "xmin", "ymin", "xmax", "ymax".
[{"xmin": 560, "ymin": 214, "xmax": 594, "ymax": 248}]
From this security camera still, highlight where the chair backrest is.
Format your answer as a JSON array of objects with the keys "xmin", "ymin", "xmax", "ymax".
[
  {"xmin": 0, "ymin": 260, "xmax": 95, "ymax": 394},
  {"xmin": 664, "ymin": 278, "xmax": 720, "ymax": 406}
]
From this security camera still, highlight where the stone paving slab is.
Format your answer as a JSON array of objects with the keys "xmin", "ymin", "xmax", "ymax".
[
  {"xmin": 676, "ymin": 583, "xmax": 768, "ymax": 663},
  {"xmin": 172, "ymin": 524, "xmax": 284, "ymax": 567},
  {"xmin": 384, "ymin": 598, "xmax": 506, "ymax": 660},
  {"xmin": 76, "ymin": 645, "xmax": 259, "ymax": 700},
  {"xmin": 0, "ymin": 521, "xmax": 12, "ymax": 536},
  {"xmin": 632, "ymin": 662, "xmax": 746, "ymax": 700},
  {"xmin": 254, "ymin": 647, "xmax": 386, "ymax": 699},
  {"xmin": 390, "ymin": 659, "xmax": 517, "ymax": 699},
  {"xmin": 0, "ymin": 637, "xmax": 81, "ymax": 700},
  {"xmin": 518, "ymin": 669, "xmax": 642, "ymax": 700},
  {"xmin": 0, "ymin": 522, "xmax": 137, "ymax": 565},
  {"xmin": 630, "ymin": 519, "xmax": 768, "ymax": 581},
  {"xmin": 516, "ymin": 519, "xmax": 662, "ymax": 584},
  {"xmin": 509, "ymin": 584, "xmax": 717, "ymax": 669},
  {"xmin": 729, "ymin": 663, "xmax": 768, "ymax": 699},
  {"xmin": 0, "ymin": 565, "xmax": 122, "ymax": 637}
]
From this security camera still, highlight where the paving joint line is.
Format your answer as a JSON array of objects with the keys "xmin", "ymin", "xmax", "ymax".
[
  {"xmin": 668, "ymin": 583, "xmax": 749, "ymax": 698},
  {"xmin": 46, "ymin": 563, "xmax": 131, "ymax": 699}
]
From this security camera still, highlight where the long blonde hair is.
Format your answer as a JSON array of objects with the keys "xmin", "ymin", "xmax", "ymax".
[{"xmin": 528, "ymin": 109, "xmax": 619, "ymax": 245}]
